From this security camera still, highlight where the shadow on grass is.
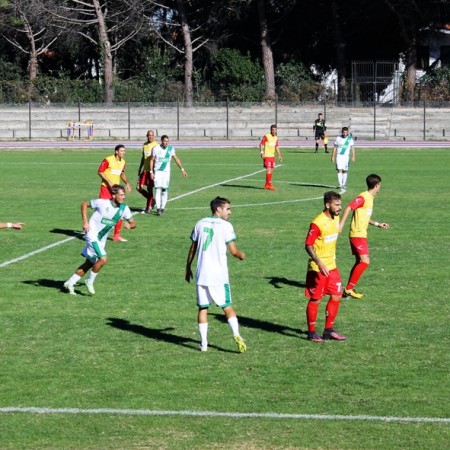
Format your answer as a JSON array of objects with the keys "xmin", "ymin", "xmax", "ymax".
[
  {"xmin": 49, "ymin": 228, "xmax": 85, "ymax": 240},
  {"xmin": 289, "ymin": 182, "xmax": 337, "ymax": 189},
  {"xmin": 266, "ymin": 276, "xmax": 306, "ymax": 289},
  {"xmin": 22, "ymin": 279, "xmax": 90, "ymax": 296},
  {"xmin": 212, "ymin": 313, "xmax": 305, "ymax": 338},
  {"xmin": 220, "ymin": 184, "xmax": 264, "ymax": 190},
  {"xmin": 106, "ymin": 317, "xmax": 235, "ymax": 353}
]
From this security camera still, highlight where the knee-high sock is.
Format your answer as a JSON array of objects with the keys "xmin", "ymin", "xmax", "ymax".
[
  {"xmin": 155, "ymin": 188, "xmax": 162, "ymax": 209},
  {"xmin": 161, "ymin": 189, "xmax": 168, "ymax": 209},
  {"xmin": 227, "ymin": 316, "xmax": 240, "ymax": 337},
  {"xmin": 198, "ymin": 322, "xmax": 208, "ymax": 346},
  {"xmin": 325, "ymin": 299, "xmax": 340, "ymax": 329},
  {"xmin": 114, "ymin": 219, "xmax": 122, "ymax": 238},
  {"xmin": 306, "ymin": 300, "xmax": 320, "ymax": 332},
  {"xmin": 346, "ymin": 261, "xmax": 369, "ymax": 290}
]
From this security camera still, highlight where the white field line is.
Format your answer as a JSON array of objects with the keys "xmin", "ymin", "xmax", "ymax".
[
  {"xmin": 0, "ymin": 407, "xmax": 448, "ymax": 423},
  {"xmin": 0, "ymin": 237, "xmax": 76, "ymax": 268},
  {"xmin": 0, "ymin": 167, "xmax": 270, "ymax": 268}
]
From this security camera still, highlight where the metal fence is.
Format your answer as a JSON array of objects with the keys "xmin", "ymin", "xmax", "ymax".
[{"xmin": 1, "ymin": 100, "xmax": 450, "ymax": 141}]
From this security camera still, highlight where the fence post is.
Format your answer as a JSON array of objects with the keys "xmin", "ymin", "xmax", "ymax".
[
  {"xmin": 28, "ymin": 100, "xmax": 32, "ymax": 141},
  {"xmin": 177, "ymin": 98, "xmax": 180, "ymax": 141},
  {"xmin": 423, "ymin": 101, "xmax": 426, "ymax": 141},
  {"xmin": 226, "ymin": 98, "xmax": 229, "ymax": 140},
  {"xmin": 373, "ymin": 100, "xmax": 376, "ymax": 140},
  {"xmin": 128, "ymin": 100, "xmax": 131, "ymax": 140},
  {"xmin": 275, "ymin": 96, "xmax": 278, "ymax": 125},
  {"xmin": 78, "ymin": 100, "xmax": 81, "ymax": 140}
]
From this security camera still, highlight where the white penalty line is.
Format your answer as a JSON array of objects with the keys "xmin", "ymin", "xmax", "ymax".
[{"xmin": 0, "ymin": 407, "xmax": 448, "ymax": 423}]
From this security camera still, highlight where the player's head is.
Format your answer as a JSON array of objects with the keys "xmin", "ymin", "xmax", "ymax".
[
  {"xmin": 318, "ymin": 113, "xmax": 323, "ymax": 118},
  {"xmin": 210, "ymin": 196, "xmax": 231, "ymax": 219},
  {"xmin": 146, "ymin": 130, "xmax": 154, "ymax": 140},
  {"xmin": 366, "ymin": 173, "xmax": 382, "ymax": 189},
  {"xmin": 160, "ymin": 135, "xmax": 169, "ymax": 147},
  {"xmin": 110, "ymin": 184, "xmax": 126, "ymax": 203},
  {"xmin": 114, "ymin": 144, "xmax": 126, "ymax": 159},
  {"xmin": 341, "ymin": 127, "xmax": 349, "ymax": 135},
  {"xmin": 270, "ymin": 124, "xmax": 277, "ymax": 135},
  {"xmin": 323, "ymin": 191, "xmax": 342, "ymax": 218}
]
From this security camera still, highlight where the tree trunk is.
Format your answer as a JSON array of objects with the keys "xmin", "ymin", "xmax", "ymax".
[
  {"xmin": 257, "ymin": 0, "xmax": 276, "ymax": 101},
  {"xmin": 176, "ymin": 0, "xmax": 193, "ymax": 106},
  {"xmin": 404, "ymin": 45, "xmax": 417, "ymax": 102},
  {"xmin": 23, "ymin": 18, "xmax": 38, "ymax": 99},
  {"xmin": 93, "ymin": 0, "xmax": 114, "ymax": 104}
]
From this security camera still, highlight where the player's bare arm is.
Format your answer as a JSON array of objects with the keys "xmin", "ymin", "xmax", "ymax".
[
  {"xmin": 0, "ymin": 222, "xmax": 24, "ymax": 230},
  {"xmin": 370, "ymin": 220, "xmax": 390, "ymax": 229},
  {"xmin": 80, "ymin": 201, "xmax": 90, "ymax": 233},
  {"xmin": 338, "ymin": 206, "xmax": 352, "ymax": 233},
  {"xmin": 173, "ymin": 155, "xmax": 188, "ymax": 177},
  {"xmin": 228, "ymin": 241, "xmax": 246, "ymax": 260},
  {"xmin": 185, "ymin": 241, "xmax": 198, "ymax": 282},
  {"xmin": 124, "ymin": 219, "xmax": 136, "ymax": 230},
  {"xmin": 305, "ymin": 244, "xmax": 329, "ymax": 276}
]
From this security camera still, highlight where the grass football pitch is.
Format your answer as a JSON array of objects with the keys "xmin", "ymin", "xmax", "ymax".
[{"xmin": 0, "ymin": 145, "xmax": 449, "ymax": 449}]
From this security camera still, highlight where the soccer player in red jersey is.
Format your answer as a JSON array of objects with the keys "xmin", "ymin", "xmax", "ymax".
[
  {"xmin": 259, "ymin": 124, "xmax": 282, "ymax": 190},
  {"xmin": 304, "ymin": 191, "xmax": 346, "ymax": 342},
  {"xmin": 339, "ymin": 174, "xmax": 390, "ymax": 299},
  {"xmin": 98, "ymin": 145, "xmax": 132, "ymax": 242}
]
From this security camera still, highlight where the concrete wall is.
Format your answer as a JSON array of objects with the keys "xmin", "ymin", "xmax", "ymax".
[{"xmin": 0, "ymin": 103, "xmax": 449, "ymax": 141}]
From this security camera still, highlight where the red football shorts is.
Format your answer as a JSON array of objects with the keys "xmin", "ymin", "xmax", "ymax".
[
  {"xmin": 263, "ymin": 157, "xmax": 276, "ymax": 169},
  {"xmin": 139, "ymin": 171, "xmax": 154, "ymax": 188},
  {"xmin": 350, "ymin": 237, "xmax": 369, "ymax": 256},
  {"xmin": 99, "ymin": 185, "xmax": 112, "ymax": 200},
  {"xmin": 305, "ymin": 268, "xmax": 342, "ymax": 300}
]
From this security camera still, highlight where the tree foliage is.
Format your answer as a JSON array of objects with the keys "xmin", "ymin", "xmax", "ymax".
[{"xmin": 0, "ymin": 0, "xmax": 449, "ymax": 102}]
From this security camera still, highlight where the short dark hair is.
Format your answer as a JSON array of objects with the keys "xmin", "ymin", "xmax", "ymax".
[
  {"xmin": 270, "ymin": 124, "xmax": 277, "ymax": 130},
  {"xmin": 210, "ymin": 196, "xmax": 230, "ymax": 213},
  {"xmin": 341, "ymin": 127, "xmax": 349, "ymax": 133},
  {"xmin": 324, "ymin": 191, "xmax": 341, "ymax": 206},
  {"xmin": 161, "ymin": 135, "xmax": 169, "ymax": 141},
  {"xmin": 114, "ymin": 144, "xmax": 125, "ymax": 154},
  {"xmin": 366, "ymin": 174, "xmax": 382, "ymax": 189},
  {"xmin": 110, "ymin": 184, "xmax": 125, "ymax": 195}
]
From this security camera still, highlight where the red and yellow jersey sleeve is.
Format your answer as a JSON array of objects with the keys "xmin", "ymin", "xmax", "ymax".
[
  {"xmin": 99, "ymin": 155, "xmax": 126, "ymax": 187},
  {"xmin": 260, "ymin": 133, "xmax": 278, "ymax": 157},
  {"xmin": 349, "ymin": 191, "xmax": 374, "ymax": 238},
  {"xmin": 306, "ymin": 212, "xmax": 339, "ymax": 272}
]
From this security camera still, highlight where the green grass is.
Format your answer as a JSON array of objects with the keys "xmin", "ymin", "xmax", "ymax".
[{"xmin": 0, "ymin": 146, "xmax": 449, "ymax": 449}]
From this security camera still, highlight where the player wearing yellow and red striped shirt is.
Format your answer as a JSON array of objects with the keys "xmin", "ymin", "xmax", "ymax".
[
  {"xmin": 98, "ymin": 145, "xmax": 132, "ymax": 242},
  {"xmin": 259, "ymin": 124, "xmax": 282, "ymax": 190},
  {"xmin": 339, "ymin": 174, "xmax": 390, "ymax": 299},
  {"xmin": 137, "ymin": 130, "xmax": 158, "ymax": 213},
  {"xmin": 304, "ymin": 191, "xmax": 346, "ymax": 342}
]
